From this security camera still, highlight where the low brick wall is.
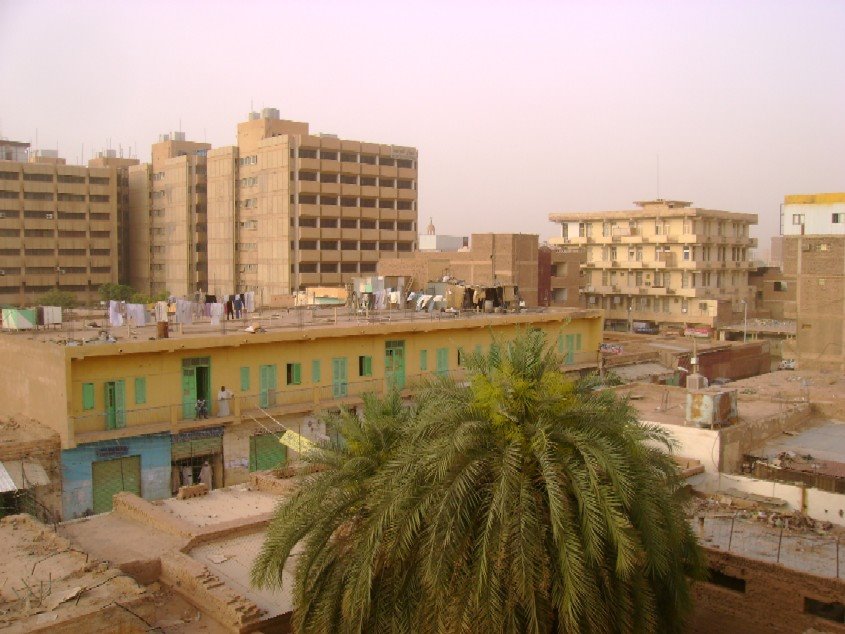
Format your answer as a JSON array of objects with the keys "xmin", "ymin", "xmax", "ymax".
[
  {"xmin": 111, "ymin": 492, "xmax": 195, "ymax": 539},
  {"xmin": 690, "ymin": 548, "xmax": 845, "ymax": 633}
]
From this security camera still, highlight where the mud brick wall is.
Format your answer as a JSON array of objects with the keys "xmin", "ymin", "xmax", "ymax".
[{"xmin": 690, "ymin": 548, "xmax": 845, "ymax": 633}]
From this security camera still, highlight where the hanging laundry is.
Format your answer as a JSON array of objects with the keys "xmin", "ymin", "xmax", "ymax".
[
  {"xmin": 244, "ymin": 291, "xmax": 255, "ymax": 313},
  {"xmin": 42, "ymin": 306, "xmax": 62, "ymax": 325},
  {"xmin": 175, "ymin": 299, "xmax": 193, "ymax": 325},
  {"xmin": 154, "ymin": 301, "xmax": 169, "ymax": 323},
  {"xmin": 108, "ymin": 301, "xmax": 124, "ymax": 327},
  {"xmin": 210, "ymin": 302, "xmax": 224, "ymax": 325},
  {"xmin": 125, "ymin": 303, "xmax": 147, "ymax": 326}
]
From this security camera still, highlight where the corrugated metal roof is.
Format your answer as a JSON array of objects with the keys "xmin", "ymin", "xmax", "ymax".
[
  {"xmin": 0, "ymin": 462, "xmax": 16, "ymax": 493},
  {"xmin": 0, "ymin": 460, "xmax": 50, "ymax": 490}
]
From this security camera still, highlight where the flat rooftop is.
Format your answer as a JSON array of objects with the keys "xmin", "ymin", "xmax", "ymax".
[
  {"xmin": 1, "ymin": 306, "xmax": 599, "ymax": 349},
  {"xmin": 755, "ymin": 419, "xmax": 845, "ymax": 474},
  {"xmin": 614, "ymin": 382, "xmax": 788, "ymax": 428}
]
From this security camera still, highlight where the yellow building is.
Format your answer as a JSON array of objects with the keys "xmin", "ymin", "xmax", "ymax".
[
  {"xmin": 549, "ymin": 199, "xmax": 758, "ymax": 333},
  {"xmin": 127, "ymin": 132, "xmax": 210, "ymax": 297},
  {"xmin": 207, "ymin": 108, "xmax": 418, "ymax": 303},
  {"xmin": 0, "ymin": 309, "xmax": 601, "ymax": 519},
  {"xmin": 0, "ymin": 142, "xmax": 119, "ymax": 305}
]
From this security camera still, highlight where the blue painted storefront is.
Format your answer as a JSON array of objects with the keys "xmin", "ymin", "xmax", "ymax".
[{"xmin": 61, "ymin": 433, "xmax": 172, "ymax": 519}]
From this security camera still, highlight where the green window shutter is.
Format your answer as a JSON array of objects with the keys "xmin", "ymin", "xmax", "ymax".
[
  {"xmin": 575, "ymin": 333, "xmax": 582, "ymax": 351},
  {"xmin": 557, "ymin": 334, "xmax": 564, "ymax": 353},
  {"xmin": 312, "ymin": 359, "xmax": 321, "ymax": 383},
  {"xmin": 436, "ymin": 348, "xmax": 448, "ymax": 376},
  {"xmin": 420, "ymin": 349, "xmax": 428, "ymax": 371},
  {"xmin": 364, "ymin": 356, "xmax": 372, "ymax": 376},
  {"xmin": 293, "ymin": 363, "xmax": 301, "ymax": 385},
  {"xmin": 82, "ymin": 383, "xmax": 95, "ymax": 410},
  {"xmin": 134, "ymin": 377, "xmax": 146, "ymax": 405},
  {"xmin": 240, "ymin": 367, "xmax": 250, "ymax": 391}
]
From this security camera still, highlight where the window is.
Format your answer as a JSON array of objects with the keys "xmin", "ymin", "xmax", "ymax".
[
  {"xmin": 240, "ymin": 367, "xmax": 250, "ymax": 391},
  {"xmin": 319, "ymin": 172, "xmax": 337, "ymax": 183},
  {"xmin": 792, "ymin": 214, "xmax": 805, "ymax": 225},
  {"xmin": 774, "ymin": 281, "xmax": 788, "ymax": 292},
  {"xmin": 90, "ymin": 195, "xmax": 110, "ymax": 203},
  {"xmin": 89, "ymin": 176, "xmax": 110, "ymax": 185},
  {"xmin": 683, "ymin": 246, "xmax": 691, "ymax": 261},
  {"xmin": 134, "ymin": 377, "xmax": 146, "ymax": 405},
  {"xmin": 320, "ymin": 150, "xmax": 338, "ymax": 161},
  {"xmin": 436, "ymin": 348, "xmax": 448, "ymax": 376},
  {"xmin": 804, "ymin": 597, "xmax": 844, "ymax": 624},
  {"xmin": 457, "ymin": 349, "xmax": 464, "ymax": 366},
  {"xmin": 82, "ymin": 383, "xmax": 95, "ymax": 410},
  {"xmin": 298, "ymin": 148, "xmax": 317, "ymax": 159},
  {"xmin": 707, "ymin": 568, "xmax": 746, "ymax": 593},
  {"xmin": 23, "ymin": 173, "xmax": 53, "ymax": 182},
  {"xmin": 286, "ymin": 363, "xmax": 302, "ymax": 385},
  {"xmin": 379, "ymin": 220, "xmax": 395, "ymax": 230},
  {"xmin": 340, "ymin": 152, "xmax": 357, "ymax": 163},
  {"xmin": 360, "ymin": 219, "xmax": 376, "ymax": 229},
  {"xmin": 298, "ymin": 171, "xmax": 317, "ymax": 181},
  {"xmin": 340, "ymin": 218, "xmax": 357, "ymax": 228},
  {"xmin": 358, "ymin": 355, "xmax": 372, "ymax": 377},
  {"xmin": 360, "ymin": 176, "xmax": 376, "ymax": 186},
  {"xmin": 420, "ymin": 349, "xmax": 428, "ymax": 371},
  {"xmin": 832, "ymin": 213, "xmax": 843, "ymax": 224},
  {"xmin": 312, "ymin": 360, "xmax": 321, "ymax": 383},
  {"xmin": 340, "ymin": 174, "xmax": 357, "ymax": 184}
]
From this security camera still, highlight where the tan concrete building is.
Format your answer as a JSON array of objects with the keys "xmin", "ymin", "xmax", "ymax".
[
  {"xmin": 0, "ymin": 146, "xmax": 118, "ymax": 305},
  {"xmin": 88, "ymin": 151, "xmax": 140, "ymax": 285},
  {"xmin": 127, "ymin": 133, "xmax": 210, "ymax": 297},
  {"xmin": 378, "ymin": 233, "xmax": 539, "ymax": 305},
  {"xmin": 549, "ymin": 199, "xmax": 758, "ymax": 333},
  {"xmin": 207, "ymin": 108, "xmax": 418, "ymax": 303}
]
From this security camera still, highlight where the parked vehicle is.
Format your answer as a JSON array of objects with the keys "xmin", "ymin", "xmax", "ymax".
[{"xmin": 778, "ymin": 359, "xmax": 796, "ymax": 371}]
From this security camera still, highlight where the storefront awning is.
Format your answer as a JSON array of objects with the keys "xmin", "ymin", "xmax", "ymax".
[{"xmin": 0, "ymin": 461, "xmax": 50, "ymax": 492}]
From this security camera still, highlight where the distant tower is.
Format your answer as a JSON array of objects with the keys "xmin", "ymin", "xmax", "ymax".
[{"xmin": 426, "ymin": 217, "xmax": 436, "ymax": 235}]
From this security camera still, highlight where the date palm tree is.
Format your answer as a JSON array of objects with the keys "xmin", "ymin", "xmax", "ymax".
[{"xmin": 253, "ymin": 329, "xmax": 704, "ymax": 633}]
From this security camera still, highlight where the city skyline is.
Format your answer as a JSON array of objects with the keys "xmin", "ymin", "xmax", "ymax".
[{"xmin": 1, "ymin": 0, "xmax": 843, "ymax": 245}]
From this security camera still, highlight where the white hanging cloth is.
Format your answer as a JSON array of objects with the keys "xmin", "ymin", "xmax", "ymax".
[
  {"xmin": 155, "ymin": 301, "xmax": 169, "ymax": 323},
  {"xmin": 108, "ymin": 300, "xmax": 123, "ymax": 327}
]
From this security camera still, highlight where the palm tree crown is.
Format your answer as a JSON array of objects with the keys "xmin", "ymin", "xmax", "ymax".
[{"xmin": 253, "ymin": 328, "xmax": 704, "ymax": 633}]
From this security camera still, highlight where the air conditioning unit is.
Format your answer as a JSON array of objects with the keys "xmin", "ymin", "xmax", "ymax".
[
  {"xmin": 0, "ymin": 270, "xmax": 5, "ymax": 276},
  {"xmin": 46, "ymin": 213, "xmax": 53, "ymax": 219},
  {"xmin": 0, "ymin": 212, "xmax": 5, "ymax": 218}
]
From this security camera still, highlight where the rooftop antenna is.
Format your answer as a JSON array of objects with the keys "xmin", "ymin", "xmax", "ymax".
[{"xmin": 179, "ymin": 118, "xmax": 182, "ymax": 133}]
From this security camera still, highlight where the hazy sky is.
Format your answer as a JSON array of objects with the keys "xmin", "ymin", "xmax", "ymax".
[{"xmin": 1, "ymin": 1, "xmax": 843, "ymax": 246}]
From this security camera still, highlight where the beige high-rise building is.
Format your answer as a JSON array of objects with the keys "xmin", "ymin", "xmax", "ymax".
[
  {"xmin": 207, "ymin": 108, "xmax": 418, "ymax": 302},
  {"xmin": 127, "ymin": 133, "xmax": 210, "ymax": 297},
  {"xmin": 549, "ymin": 200, "xmax": 758, "ymax": 333},
  {"xmin": 0, "ymin": 141, "xmax": 118, "ymax": 305},
  {"xmin": 88, "ymin": 151, "xmax": 140, "ymax": 285}
]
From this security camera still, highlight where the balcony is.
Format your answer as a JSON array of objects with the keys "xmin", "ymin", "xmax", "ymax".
[
  {"xmin": 320, "ymin": 182, "xmax": 340, "ymax": 196},
  {"xmin": 297, "ymin": 158, "xmax": 320, "ymax": 171},
  {"xmin": 299, "ymin": 181, "xmax": 320, "ymax": 195},
  {"xmin": 298, "ymin": 226, "xmax": 319, "ymax": 240}
]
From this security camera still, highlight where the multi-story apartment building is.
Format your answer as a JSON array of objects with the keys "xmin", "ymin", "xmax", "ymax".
[
  {"xmin": 207, "ymin": 108, "xmax": 418, "ymax": 303},
  {"xmin": 127, "ymin": 132, "xmax": 210, "ymax": 297},
  {"xmin": 0, "ymin": 309, "xmax": 601, "ymax": 519},
  {"xmin": 88, "ymin": 151, "xmax": 140, "ymax": 285},
  {"xmin": 767, "ymin": 193, "xmax": 845, "ymax": 371},
  {"xmin": 0, "ymin": 140, "xmax": 118, "ymax": 305},
  {"xmin": 549, "ymin": 199, "xmax": 758, "ymax": 333}
]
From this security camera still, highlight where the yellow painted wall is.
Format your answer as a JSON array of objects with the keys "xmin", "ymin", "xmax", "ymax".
[{"xmin": 64, "ymin": 311, "xmax": 602, "ymax": 440}]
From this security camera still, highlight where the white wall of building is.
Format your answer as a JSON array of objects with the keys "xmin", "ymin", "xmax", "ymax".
[
  {"xmin": 781, "ymin": 203, "xmax": 845, "ymax": 236},
  {"xmin": 419, "ymin": 234, "xmax": 467, "ymax": 252}
]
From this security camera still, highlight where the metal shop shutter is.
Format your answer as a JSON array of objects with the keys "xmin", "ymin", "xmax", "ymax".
[
  {"xmin": 171, "ymin": 436, "xmax": 223, "ymax": 461},
  {"xmin": 249, "ymin": 434, "xmax": 288, "ymax": 472},
  {"xmin": 92, "ymin": 455, "xmax": 141, "ymax": 514}
]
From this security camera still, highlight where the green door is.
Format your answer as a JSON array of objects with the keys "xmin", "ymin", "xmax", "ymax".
[
  {"xmin": 332, "ymin": 357, "xmax": 348, "ymax": 398},
  {"xmin": 565, "ymin": 334, "xmax": 575, "ymax": 364},
  {"xmin": 182, "ymin": 367, "xmax": 197, "ymax": 418},
  {"xmin": 385, "ymin": 340, "xmax": 406, "ymax": 390},
  {"xmin": 105, "ymin": 380, "xmax": 126, "ymax": 429},
  {"xmin": 92, "ymin": 455, "xmax": 141, "ymax": 514},
  {"xmin": 249, "ymin": 434, "xmax": 288, "ymax": 471},
  {"xmin": 259, "ymin": 364, "xmax": 277, "ymax": 408}
]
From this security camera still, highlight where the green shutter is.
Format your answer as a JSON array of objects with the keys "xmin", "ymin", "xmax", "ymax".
[
  {"xmin": 134, "ymin": 377, "xmax": 146, "ymax": 405},
  {"xmin": 82, "ymin": 383, "xmax": 95, "ymax": 410},
  {"xmin": 420, "ymin": 349, "xmax": 428, "ymax": 371},
  {"xmin": 557, "ymin": 334, "xmax": 564, "ymax": 353},
  {"xmin": 240, "ymin": 367, "xmax": 250, "ymax": 391},
  {"xmin": 575, "ymin": 333, "xmax": 582, "ymax": 351},
  {"xmin": 311, "ymin": 360, "xmax": 321, "ymax": 383},
  {"xmin": 365, "ymin": 356, "xmax": 372, "ymax": 376},
  {"xmin": 293, "ymin": 363, "xmax": 301, "ymax": 385},
  {"xmin": 436, "ymin": 348, "xmax": 448, "ymax": 376}
]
